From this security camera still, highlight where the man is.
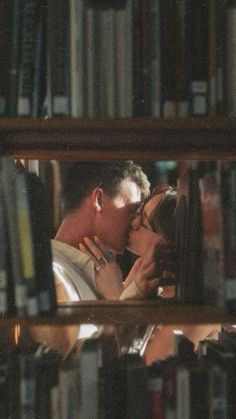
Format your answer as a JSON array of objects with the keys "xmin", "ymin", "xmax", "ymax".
[{"xmin": 31, "ymin": 161, "xmax": 152, "ymax": 356}]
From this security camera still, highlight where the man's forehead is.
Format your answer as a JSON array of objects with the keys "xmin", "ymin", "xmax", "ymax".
[{"xmin": 118, "ymin": 179, "xmax": 142, "ymax": 202}]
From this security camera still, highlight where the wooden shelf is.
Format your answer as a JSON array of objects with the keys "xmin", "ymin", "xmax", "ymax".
[
  {"xmin": 1, "ymin": 117, "xmax": 236, "ymax": 160},
  {"xmin": 1, "ymin": 300, "xmax": 234, "ymax": 326}
]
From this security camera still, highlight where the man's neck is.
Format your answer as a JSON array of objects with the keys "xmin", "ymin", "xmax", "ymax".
[{"xmin": 55, "ymin": 208, "xmax": 94, "ymax": 249}]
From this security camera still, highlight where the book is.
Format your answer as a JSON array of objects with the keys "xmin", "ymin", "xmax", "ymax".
[
  {"xmin": 226, "ymin": 0, "xmax": 236, "ymax": 116},
  {"xmin": 0, "ymin": 1, "xmax": 13, "ymax": 116},
  {"xmin": 98, "ymin": 6, "xmax": 116, "ymax": 117},
  {"xmin": 186, "ymin": 0, "xmax": 209, "ymax": 116},
  {"xmin": 84, "ymin": 2, "xmax": 98, "ymax": 117},
  {"xmin": 69, "ymin": 0, "xmax": 85, "ymax": 117},
  {"xmin": 1, "ymin": 156, "xmax": 27, "ymax": 315},
  {"xmin": 31, "ymin": 0, "xmax": 47, "ymax": 117},
  {"xmin": 46, "ymin": 0, "xmax": 70, "ymax": 116},
  {"xmin": 114, "ymin": 0, "xmax": 133, "ymax": 117},
  {"xmin": 26, "ymin": 171, "xmax": 57, "ymax": 315},
  {"xmin": 221, "ymin": 162, "xmax": 236, "ymax": 316},
  {"xmin": 0, "ymin": 177, "xmax": 8, "ymax": 314},
  {"xmin": 8, "ymin": 0, "xmax": 23, "ymax": 116},
  {"xmin": 198, "ymin": 162, "xmax": 225, "ymax": 310},
  {"xmin": 160, "ymin": 0, "xmax": 178, "ymax": 117},
  {"xmin": 17, "ymin": 0, "xmax": 42, "ymax": 116},
  {"xmin": 149, "ymin": 0, "xmax": 161, "ymax": 117},
  {"xmin": 15, "ymin": 169, "xmax": 39, "ymax": 316},
  {"xmin": 176, "ymin": 166, "xmax": 204, "ymax": 304},
  {"xmin": 147, "ymin": 364, "xmax": 164, "ymax": 419},
  {"xmin": 79, "ymin": 338, "xmax": 101, "ymax": 419}
]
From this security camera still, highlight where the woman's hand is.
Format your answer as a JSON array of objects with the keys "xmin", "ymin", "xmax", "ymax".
[
  {"xmin": 124, "ymin": 242, "xmax": 176, "ymax": 297},
  {"xmin": 79, "ymin": 236, "xmax": 124, "ymax": 300}
]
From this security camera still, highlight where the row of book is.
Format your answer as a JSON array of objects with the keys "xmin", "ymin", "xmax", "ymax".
[
  {"xmin": 1, "ymin": 0, "xmax": 236, "ymax": 118},
  {"xmin": 0, "ymin": 155, "xmax": 57, "ymax": 316},
  {"xmin": 2, "ymin": 331, "xmax": 236, "ymax": 418},
  {"xmin": 175, "ymin": 161, "xmax": 236, "ymax": 316}
]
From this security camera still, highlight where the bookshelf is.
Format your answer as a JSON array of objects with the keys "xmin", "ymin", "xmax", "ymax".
[
  {"xmin": 1, "ymin": 1, "xmax": 236, "ymax": 415},
  {"xmin": 1, "ymin": 117, "xmax": 236, "ymax": 160},
  {"xmin": 2, "ymin": 301, "xmax": 234, "ymax": 327}
]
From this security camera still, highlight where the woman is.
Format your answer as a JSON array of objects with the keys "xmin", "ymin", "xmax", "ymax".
[{"xmin": 82, "ymin": 183, "xmax": 220, "ymax": 364}]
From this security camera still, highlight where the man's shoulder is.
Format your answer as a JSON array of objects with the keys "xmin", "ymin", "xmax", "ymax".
[{"xmin": 51, "ymin": 239, "xmax": 99, "ymax": 300}]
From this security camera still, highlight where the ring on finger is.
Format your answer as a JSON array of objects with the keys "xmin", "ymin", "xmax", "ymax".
[
  {"xmin": 95, "ymin": 264, "xmax": 101, "ymax": 272},
  {"xmin": 104, "ymin": 250, "xmax": 115, "ymax": 262},
  {"xmin": 97, "ymin": 256, "xmax": 107, "ymax": 266}
]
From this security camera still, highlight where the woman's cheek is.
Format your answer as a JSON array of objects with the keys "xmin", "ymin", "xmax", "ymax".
[{"xmin": 127, "ymin": 228, "xmax": 158, "ymax": 256}]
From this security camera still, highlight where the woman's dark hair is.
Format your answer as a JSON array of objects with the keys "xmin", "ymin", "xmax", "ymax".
[{"xmin": 149, "ymin": 190, "xmax": 176, "ymax": 242}]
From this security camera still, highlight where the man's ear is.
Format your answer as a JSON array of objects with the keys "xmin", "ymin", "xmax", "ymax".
[{"xmin": 91, "ymin": 187, "xmax": 104, "ymax": 212}]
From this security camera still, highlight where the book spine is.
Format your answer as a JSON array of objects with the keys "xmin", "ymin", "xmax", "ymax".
[
  {"xmin": 17, "ymin": 0, "xmax": 41, "ymax": 116},
  {"xmin": 1, "ymin": 156, "xmax": 27, "ymax": 315},
  {"xmin": 186, "ymin": 0, "xmax": 209, "ymax": 116},
  {"xmin": 226, "ymin": 1, "xmax": 236, "ymax": 116},
  {"xmin": 208, "ymin": 0, "xmax": 217, "ymax": 117},
  {"xmin": 46, "ymin": 0, "xmax": 70, "ymax": 117},
  {"xmin": 221, "ymin": 163, "xmax": 236, "ymax": 316},
  {"xmin": 0, "ymin": 178, "xmax": 8, "ymax": 314},
  {"xmin": 70, "ymin": 0, "xmax": 85, "ymax": 117},
  {"xmin": 149, "ymin": 0, "xmax": 161, "ymax": 117},
  {"xmin": 199, "ymin": 162, "xmax": 225, "ymax": 310},
  {"xmin": 79, "ymin": 339, "xmax": 100, "ymax": 419},
  {"xmin": 98, "ymin": 7, "xmax": 116, "ymax": 117},
  {"xmin": 147, "ymin": 374, "xmax": 164, "ymax": 419},
  {"xmin": 84, "ymin": 4, "xmax": 98, "ymax": 117},
  {"xmin": 8, "ymin": 0, "xmax": 23, "ymax": 116},
  {"xmin": 15, "ymin": 171, "xmax": 39, "ymax": 316},
  {"xmin": 114, "ymin": 0, "xmax": 133, "ymax": 117},
  {"xmin": 0, "ymin": 2, "xmax": 12, "ymax": 115},
  {"xmin": 160, "ymin": 0, "xmax": 178, "ymax": 117},
  {"xmin": 176, "ymin": 366, "xmax": 190, "ymax": 419},
  {"xmin": 20, "ymin": 353, "xmax": 37, "ymax": 419},
  {"xmin": 176, "ymin": 0, "xmax": 188, "ymax": 117},
  {"xmin": 32, "ymin": 1, "xmax": 47, "ymax": 117},
  {"xmin": 26, "ymin": 172, "xmax": 57, "ymax": 315}
]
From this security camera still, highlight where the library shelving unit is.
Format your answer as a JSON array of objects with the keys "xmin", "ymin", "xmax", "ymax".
[{"xmin": 1, "ymin": 116, "xmax": 236, "ymax": 327}]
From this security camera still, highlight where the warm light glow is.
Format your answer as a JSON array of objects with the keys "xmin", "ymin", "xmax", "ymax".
[
  {"xmin": 173, "ymin": 329, "xmax": 183, "ymax": 335},
  {"xmin": 14, "ymin": 324, "xmax": 20, "ymax": 345}
]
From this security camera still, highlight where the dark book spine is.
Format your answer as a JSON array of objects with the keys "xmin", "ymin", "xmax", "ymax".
[
  {"xmin": 26, "ymin": 172, "xmax": 57, "ymax": 315},
  {"xmin": 221, "ymin": 163, "xmax": 236, "ymax": 315},
  {"xmin": 17, "ymin": 0, "xmax": 41, "ymax": 116},
  {"xmin": 160, "ymin": 0, "xmax": 179, "ymax": 117},
  {"xmin": 132, "ymin": 0, "xmax": 143, "ymax": 116},
  {"xmin": 226, "ymin": 0, "xmax": 236, "ymax": 116},
  {"xmin": 8, "ymin": 0, "xmax": 23, "ymax": 116},
  {"xmin": 0, "ymin": 2, "xmax": 13, "ymax": 116},
  {"xmin": 0, "ymin": 178, "xmax": 8, "ymax": 314},
  {"xmin": 46, "ymin": 0, "xmax": 71, "ymax": 117},
  {"xmin": 199, "ymin": 162, "xmax": 225, "ymax": 310},
  {"xmin": 32, "ymin": 1, "xmax": 47, "ymax": 117},
  {"xmin": 186, "ymin": 0, "xmax": 209, "ymax": 116}
]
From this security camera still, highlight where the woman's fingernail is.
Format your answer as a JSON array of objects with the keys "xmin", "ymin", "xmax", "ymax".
[
  {"xmin": 94, "ymin": 235, "xmax": 99, "ymax": 241},
  {"xmin": 84, "ymin": 236, "xmax": 89, "ymax": 243}
]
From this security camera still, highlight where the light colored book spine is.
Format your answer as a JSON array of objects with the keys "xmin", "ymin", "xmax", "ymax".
[
  {"xmin": 114, "ymin": 0, "xmax": 133, "ymax": 117},
  {"xmin": 79, "ymin": 340, "xmax": 101, "ymax": 419},
  {"xmin": 84, "ymin": 5, "xmax": 98, "ymax": 117},
  {"xmin": 1, "ymin": 156, "xmax": 27, "ymax": 314},
  {"xmin": 98, "ymin": 7, "xmax": 115, "ymax": 117},
  {"xmin": 70, "ymin": 0, "xmax": 84, "ymax": 117},
  {"xmin": 15, "ymin": 171, "xmax": 38, "ymax": 316},
  {"xmin": 176, "ymin": 366, "xmax": 190, "ymax": 419}
]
